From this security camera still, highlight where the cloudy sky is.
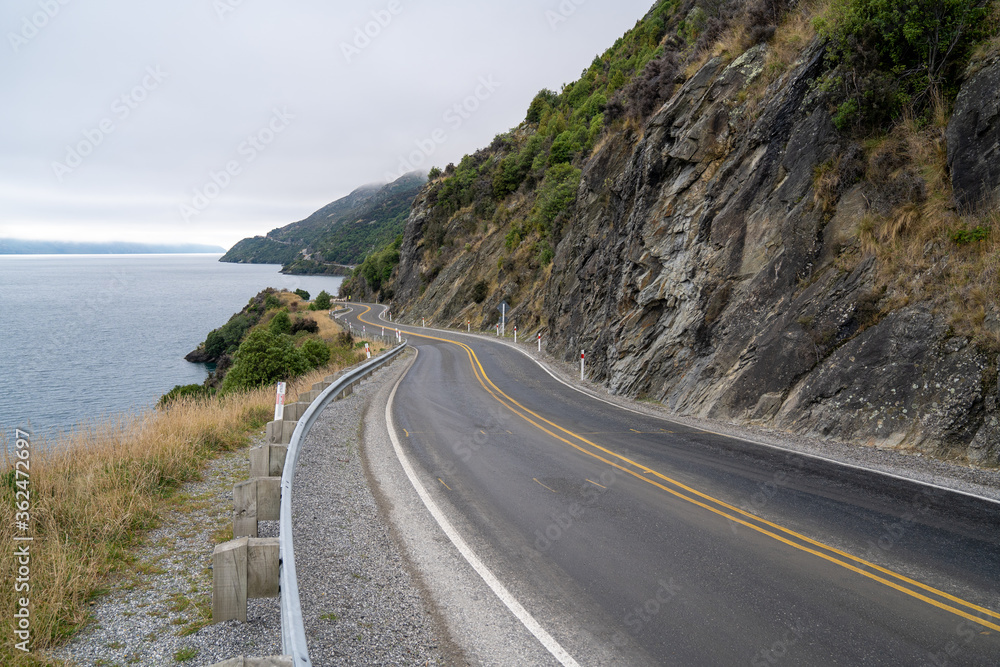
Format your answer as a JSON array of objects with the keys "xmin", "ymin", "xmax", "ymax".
[{"xmin": 1, "ymin": 0, "xmax": 655, "ymax": 250}]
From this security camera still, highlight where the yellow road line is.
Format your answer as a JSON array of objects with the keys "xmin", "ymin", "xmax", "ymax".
[
  {"xmin": 534, "ymin": 478, "xmax": 557, "ymax": 493},
  {"xmin": 403, "ymin": 429, "xmax": 409, "ymax": 437},
  {"xmin": 438, "ymin": 478, "xmax": 452, "ymax": 490},
  {"xmin": 586, "ymin": 479, "xmax": 606, "ymax": 489},
  {"xmin": 356, "ymin": 305, "xmax": 1000, "ymax": 631}
]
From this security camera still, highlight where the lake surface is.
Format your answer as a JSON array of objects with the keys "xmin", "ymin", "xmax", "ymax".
[{"xmin": 0, "ymin": 254, "xmax": 343, "ymax": 440}]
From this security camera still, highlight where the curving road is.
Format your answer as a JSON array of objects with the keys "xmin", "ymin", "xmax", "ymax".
[{"xmin": 343, "ymin": 303, "xmax": 1000, "ymax": 665}]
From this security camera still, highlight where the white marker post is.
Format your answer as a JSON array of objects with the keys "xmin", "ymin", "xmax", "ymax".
[
  {"xmin": 382, "ymin": 326, "xmax": 385, "ymax": 336},
  {"xmin": 495, "ymin": 323, "xmax": 499, "ymax": 336},
  {"xmin": 274, "ymin": 382, "xmax": 287, "ymax": 421},
  {"xmin": 396, "ymin": 329, "xmax": 401, "ymax": 342},
  {"xmin": 422, "ymin": 317, "xmax": 425, "ymax": 328},
  {"xmin": 514, "ymin": 325, "xmax": 517, "ymax": 344},
  {"xmin": 501, "ymin": 303, "xmax": 506, "ymax": 337},
  {"xmin": 467, "ymin": 320, "xmax": 471, "ymax": 332},
  {"xmin": 365, "ymin": 343, "xmax": 371, "ymax": 359},
  {"xmin": 389, "ymin": 312, "xmax": 392, "ymax": 322},
  {"xmin": 580, "ymin": 350, "xmax": 585, "ymax": 381},
  {"xmin": 538, "ymin": 332, "xmax": 541, "ymax": 353}
]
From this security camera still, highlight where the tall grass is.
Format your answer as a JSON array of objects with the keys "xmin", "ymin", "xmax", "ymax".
[{"xmin": 0, "ymin": 351, "xmax": 373, "ymax": 665}]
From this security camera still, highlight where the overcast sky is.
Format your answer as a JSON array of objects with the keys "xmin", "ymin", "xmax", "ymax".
[{"xmin": 1, "ymin": 0, "xmax": 655, "ymax": 250}]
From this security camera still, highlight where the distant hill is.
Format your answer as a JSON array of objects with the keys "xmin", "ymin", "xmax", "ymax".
[
  {"xmin": 0, "ymin": 239, "xmax": 225, "ymax": 254},
  {"xmin": 220, "ymin": 171, "xmax": 426, "ymax": 274}
]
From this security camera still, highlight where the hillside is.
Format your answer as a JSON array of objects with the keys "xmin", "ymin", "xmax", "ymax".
[
  {"xmin": 220, "ymin": 171, "xmax": 426, "ymax": 273},
  {"xmin": 342, "ymin": 0, "xmax": 1000, "ymax": 466}
]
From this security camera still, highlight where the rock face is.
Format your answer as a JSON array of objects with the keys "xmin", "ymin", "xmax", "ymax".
[
  {"xmin": 947, "ymin": 56, "xmax": 1000, "ymax": 211},
  {"xmin": 385, "ymin": 39, "xmax": 1000, "ymax": 466}
]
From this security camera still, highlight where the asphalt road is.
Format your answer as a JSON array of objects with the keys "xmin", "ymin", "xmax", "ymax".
[{"xmin": 343, "ymin": 303, "xmax": 1000, "ymax": 666}]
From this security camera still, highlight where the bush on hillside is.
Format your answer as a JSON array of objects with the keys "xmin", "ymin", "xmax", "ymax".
[
  {"xmin": 158, "ymin": 383, "xmax": 216, "ymax": 407},
  {"xmin": 269, "ymin": 310, "xmax": 292, "ymax": 335},
  {"xmin": 313, "ymin": 290, "xmax": 333, "ymax": 310},
  {"xmin": 300, "ymin": 338, "xmax": 331, "ymax": 368},
  {"xmin": 291, "ymin": 317, "xmax": 319, "ymax": 334},
  {"xmin": 817, "ymin": 0, "xmax": 992, "ymax": 131},
  {"xmin": 294, "ymin": 288, "xmax": 310, "ymax": 300},
  {"xmin": 220, "ymin": 328, "xmax": 309, "ymax": 393}
]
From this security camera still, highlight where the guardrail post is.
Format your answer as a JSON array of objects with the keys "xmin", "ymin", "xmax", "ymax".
[
  {"xmin": 234, "ymin": 477, "xmax": 281, "ymax": 538},
  {"xmin": 212, "ymin": 537, "xmax": 280, "ymax": 623},
  {"xmin": 249, "ymin": 444, "xmax": 288, "ymax": 478},
  {"xmin": 266, "ymin": 419, "xmax": 297, "ymax": 445}
]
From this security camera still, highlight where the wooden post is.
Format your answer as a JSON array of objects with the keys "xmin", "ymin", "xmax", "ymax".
[
  {"xmin": 249, "ymin": 444, "xmax": 287, "ymax": 477},
  {"xmin": 212, "ymin": 537, "xmax": 280, "ymax": 623},
  {"xmin": 213, "ymin": 537, "xmax": 248, "ymax": 622},
  {"xmin": 234, "ymin": 477, "xmax": 281, "ymax": 538}
]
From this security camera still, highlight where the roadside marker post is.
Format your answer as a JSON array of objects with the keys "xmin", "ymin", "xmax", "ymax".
[
  {"xmin": 537, "ymin": 332, "xmax": 541, "ymax": 353},
  {"xmin": 365, "ymin": 343, "xmax": 371, "ymax": 359},
  {"xmin": 382, "ymin": 326, "xmax": 385, "ymax": 336},
  {"xmin": 580, "ymin": 350, "xmax": 585, "ymax": 381},
  {"xmin": 495, "ymin": 323, "xmax": 499, "ymax": 336},
  {"xmin": 422, "ymin": 317, "xmax": 425, "ymax": 328},
  {"xmin": 274, "ymin": 382, "xmax": 286, "ymax": 421},
  {"xmin": 514, "ymin": 325, "xmax": 518, "ymax": 343},
  {"xmin": 467, "ymin": 320, "xmax": 471, "ymax": 332}
]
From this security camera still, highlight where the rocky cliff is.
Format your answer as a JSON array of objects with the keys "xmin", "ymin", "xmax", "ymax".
[{"xmin": 346, "ymin": 5, "xmax": 1000, "ymax": 466}]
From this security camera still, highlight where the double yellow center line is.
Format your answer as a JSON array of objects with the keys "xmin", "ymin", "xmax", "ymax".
[{"xmin": 357, "ymin": 306, "xmax": 1000, "ymax": 633}]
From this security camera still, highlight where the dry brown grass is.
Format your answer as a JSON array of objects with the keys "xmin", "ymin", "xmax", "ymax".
[
  {"xmin": 853, "ymin": 118, "xmax": 1000, "ymax": 351},
  {"xmin": 0, "ymin": 346, "xmax": 378, "ymax": 665}
]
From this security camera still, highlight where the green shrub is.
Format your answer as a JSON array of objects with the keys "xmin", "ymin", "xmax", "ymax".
[
  {"xmin": 428, "ymin": 166, "xmax": 442, "ymax": 179},
  {"xmin": 269, "ymin": 311, "xmax": 292, "ymax": 335},
  {"xmin": 264, "ymin": 293, "xmax": 281, "ymax": 310},
  {"xmin": 158, "ymin": 384, "xmax": 215, "ymax": 407},
  {"xmin": 531, "ymin": 164, "xmax": 582, "ymax": 237},
  {"xmin": 300, "ymin": 338, "xmax": 331, "ymax": 368},
  {"xmin": 816, "ymin": 0, "xmax": 991, "ymax": 131},
  {"xmin": 294, "ymin": 288, "xmax": 310, "ymax": 300},
  {"xmin": 313, "ymin": 290, "xmax": 332, "ymax": 310},
  {"xmin": 952, "ymin": 226, "xmax": 990, "ymax": 245},
  {"xmin": 204, "ymin": 314, "xmax": 250, "ymax": 358},
  {"xmin": 220, "ymin": 329, "xmax": 309, "ymax": 393}
]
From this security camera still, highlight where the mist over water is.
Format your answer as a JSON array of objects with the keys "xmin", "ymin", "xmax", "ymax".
[{"xmin": 0, "ymin": 255, "xmax": 343, "ymax": 440}]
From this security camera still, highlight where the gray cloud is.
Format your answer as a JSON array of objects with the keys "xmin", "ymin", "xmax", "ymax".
[{"xmin": 1, "ymin": 0, "xmax": 654, "ymax": 248}]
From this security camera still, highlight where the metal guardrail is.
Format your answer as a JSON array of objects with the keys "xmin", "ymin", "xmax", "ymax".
[{"xmin": 278, "ymin": 341, "xmax": 408, "ymax": 666}]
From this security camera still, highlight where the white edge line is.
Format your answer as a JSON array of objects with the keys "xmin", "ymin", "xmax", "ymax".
[
  {"xmin": 385, "ymin": 346, "xmax": 581, "ymax": 667},
  {"xmin": 369, "ymin": 305, "xmax": 1000, "ymax": 508}
]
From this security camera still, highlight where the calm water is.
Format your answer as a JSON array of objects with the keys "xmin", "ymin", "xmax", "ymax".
[{"xmin": 0, "ymin": 255, "xmax": 343, "ymax": 439}]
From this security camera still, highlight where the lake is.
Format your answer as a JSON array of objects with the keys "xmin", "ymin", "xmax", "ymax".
[{"xmin": 0, "ymin": 254, "xmax": 344, "ymax": 440}]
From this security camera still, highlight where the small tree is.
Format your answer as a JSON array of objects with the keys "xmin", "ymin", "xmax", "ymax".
[
  {"xmin": 314, "ymin": 290, "xmax": 332, "ymax": 310},
  {"xmin": 269, "ymin": 311, "xmax": 292, "ymax": 335},
  {"xmin": 294, "ymin": 288, "xmax": 310, "ymax": 300},
  {"xmin": 300, "ymin": 339, "xmax": 331, "ymax": 368},
  {"xmin": 220, "ymin": 328, "xmax": 308, "ymax": 393}
]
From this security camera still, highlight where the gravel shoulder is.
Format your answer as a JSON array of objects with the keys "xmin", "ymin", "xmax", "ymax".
[
  {"xmin": 49, "ymin": 436, "xmax": 282, "ymax": 667},
  {"xmin": 291, "ymin": 355, "xmax": 451, "ymax": 666}
]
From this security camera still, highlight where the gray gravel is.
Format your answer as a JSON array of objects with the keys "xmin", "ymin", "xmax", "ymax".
[
  {"xmin": 291, "ymin": 360, "xmax": 449, "ymax": 666},
  {"xmin": 49, "ymin": 435, "xmax": 282, "ymax": 667}
]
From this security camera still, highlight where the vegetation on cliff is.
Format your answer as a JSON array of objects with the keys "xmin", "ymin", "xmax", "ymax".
[
  {"xmin": 220, "ymin": 172, "xmax": 426, "ymax": 274},
  {"xmin": 343, "ymin": 0, "xmax": 1000, "ymax": 463}
]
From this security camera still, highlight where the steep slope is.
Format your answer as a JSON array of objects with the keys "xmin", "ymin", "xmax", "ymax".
[
  {"xmin": 221, "ymin": 172, "xmax": 426, "ymax": 272},
  {"xmin": 344, "ymin": 0, "xmax": 1000, "ymax": 465}
]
